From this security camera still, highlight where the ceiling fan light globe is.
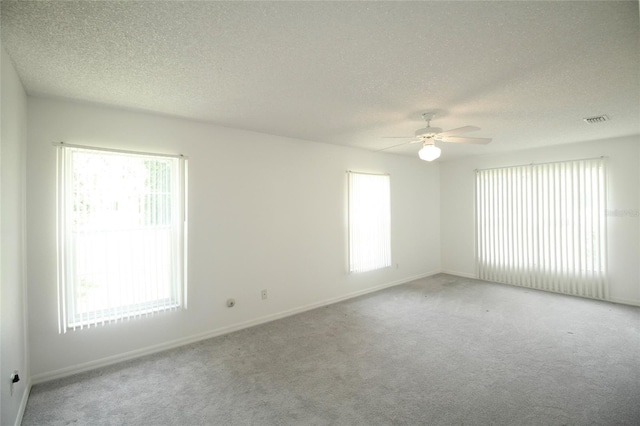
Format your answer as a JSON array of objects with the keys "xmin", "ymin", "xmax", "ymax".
[{"xmin": 418, "ymin": 145, "xmax": 441, "ymax": 161}]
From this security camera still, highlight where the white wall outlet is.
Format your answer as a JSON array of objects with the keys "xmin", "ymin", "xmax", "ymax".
[
  {"xmin": 226, "ymin": 298, "xmax": 236, "ymax": 308},
  {"xmin": 261, "ymin": 289, "xmax": 268, "ymax": 300}
]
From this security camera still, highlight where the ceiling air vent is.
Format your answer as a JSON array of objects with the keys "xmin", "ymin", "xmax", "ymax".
[{"xmin": 583, "ymin": 115, "xmax": 609, "ymax": 124}]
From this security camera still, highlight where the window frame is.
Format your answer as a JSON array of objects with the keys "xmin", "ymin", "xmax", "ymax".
[
  {"xmin": 56, "ymin": 143, "xmax": 188, "ymax": 332},
  {"xmin": 347, "ymin": 171, "xmax": 392, "ymax": 273},
  {"xmin": 475, "ymin": 158, "xmax": 607, "ymax": 299}
]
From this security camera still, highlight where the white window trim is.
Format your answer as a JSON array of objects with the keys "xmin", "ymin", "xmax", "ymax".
[
  {"xmin": 347, "ymin": 171, "xmax": 392, "ymax": 273},
  {"xmin": 475, "ymin": 157, "xmax": 608, "ymax": 299},
  {"xmin": 55, "ymin": 143, "xmax": 188, "ymax": 332}
]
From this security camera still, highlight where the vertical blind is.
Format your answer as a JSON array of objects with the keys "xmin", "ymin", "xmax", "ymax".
[
  {"xmin": 476, "ymin": 158, "xmax": 607, "ymax": 299},
  {"xmin": 57, "ymin": 145, "xmax": 187, "ymax": 332},
  {"xmin": 348, "ymin": 171, "xmax": 391, "ymax": 273}
]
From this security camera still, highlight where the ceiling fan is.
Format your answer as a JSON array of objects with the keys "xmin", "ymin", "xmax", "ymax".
[{"xmin": 379, "ymin": 112, "xmax": 492, "ymax": 161}]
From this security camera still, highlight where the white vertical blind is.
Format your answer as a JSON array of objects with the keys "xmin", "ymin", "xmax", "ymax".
[
  {"xmin": 476, "ymin": 158, "xmax": 607, "ymax": 299},
  {"xmin": 57, "ymin": 145, "xmax": 187, "ymax": 332},
  {"xmin": 348, "ymin": 171, "xmax": 391, "ymax": 273}
]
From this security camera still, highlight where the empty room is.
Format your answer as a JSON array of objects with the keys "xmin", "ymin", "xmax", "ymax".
[{"xmin": 1, "ymin": 1, "xmax": 639, "ymax": 425}]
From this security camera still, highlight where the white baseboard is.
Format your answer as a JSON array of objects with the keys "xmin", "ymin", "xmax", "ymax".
[
  {"xmin": 15, "ymin": 378, "xmax": 31, "ymax": 426},
  {"xmin": 31, "ymin": 270, "xmax": 439, "ymax": 385},
  {"xmin": 609, "ymin": 296, "xmax": 640, "ymax": 307},
  {"xmin": 446, "ymin": 272, "xmax": 640, "ymax": 308},
  {"xmin": 440, "ymin": 270, "xmax": 477, "ymax": 279}
]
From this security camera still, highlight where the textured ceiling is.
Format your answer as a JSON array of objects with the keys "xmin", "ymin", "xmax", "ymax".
[{"xmin": 1, "ymin": 1, "xmax": 638, "ymax": 160}]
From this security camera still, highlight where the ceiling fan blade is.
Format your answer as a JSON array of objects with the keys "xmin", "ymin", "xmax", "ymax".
[
  {"xmin": 382, "ymin": 136, "xmax": 415, "ymax": 139},
  {"xmin": 439, "ymin": 136, "xmax": 492, "ymax": 145},
  {"xmin": 376, "ymin": 139, "xmax": 421, "ymax": 151},
  {"xmin": 438, "ymin": 126, "xmax": 481, "ymax": 137}
]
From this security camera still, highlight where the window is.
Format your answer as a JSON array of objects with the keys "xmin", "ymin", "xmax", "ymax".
[
  {"xmin": 476, "ymin": 158, "xmax": 607, "ymax": 299},
  {"xmin": 348, "ymin": 171, "xmax": 391, "ymax": 272},
  {"xmin": 56, "ymin": 144, "xmax": 187, "ymax": 331}
]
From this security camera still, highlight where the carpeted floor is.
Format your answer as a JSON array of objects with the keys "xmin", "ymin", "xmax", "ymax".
[{"xmin": 23, "ymin": 274, "xmax": 640, "ymax": 425}]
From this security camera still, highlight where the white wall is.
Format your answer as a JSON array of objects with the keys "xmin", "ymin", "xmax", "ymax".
[
  {"xmin": 1, "ymin": 44, "xmax": 29, "ymax": 425},
  {"xmin": 27, "ymin": 97, "xmax": 440, "ymax": 381},
  {"xmin": 440, "ymin": 135, "xmax": 640, "ymax": 306}
]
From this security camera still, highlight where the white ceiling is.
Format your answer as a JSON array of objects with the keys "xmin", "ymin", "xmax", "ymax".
[{"xmin": 1, "ymin": 1, "xmax": 638, "ymax": 160}]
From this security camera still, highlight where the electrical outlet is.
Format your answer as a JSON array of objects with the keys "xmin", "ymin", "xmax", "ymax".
[
  {"xmin": 261, "ymin": 289, "xmax": 268, "ymax": 300},
  {"xmin": 10, "ymin": 370, "xmax": 19, "ymax": 396}
]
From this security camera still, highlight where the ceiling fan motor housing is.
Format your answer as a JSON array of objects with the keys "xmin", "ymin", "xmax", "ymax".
[{"xmin": 415, "ymin": 126, "xmax": 442, "ymax": 139}]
